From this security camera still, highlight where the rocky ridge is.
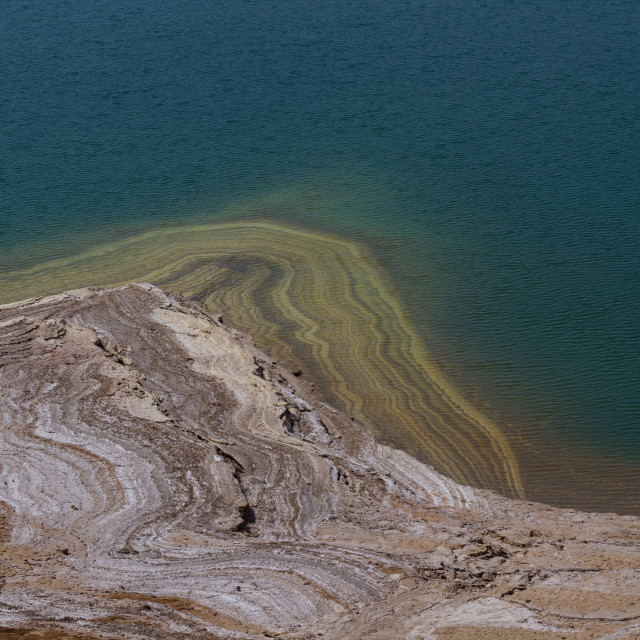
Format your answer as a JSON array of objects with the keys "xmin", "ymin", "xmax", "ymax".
[{"xmin": 0, "ymin": 283, "xmax": 638, "ymax": 639}]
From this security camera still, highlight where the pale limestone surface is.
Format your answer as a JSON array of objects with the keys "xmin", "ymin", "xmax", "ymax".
[{"xmin": 0, "ymin": 284, "xmax": 638, "ymax": 640}]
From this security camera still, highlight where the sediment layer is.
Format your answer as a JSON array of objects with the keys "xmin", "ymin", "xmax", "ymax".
[
  {"xmin": 0, "ymin": 221, "xmax": 522, "ymax": 497},
  {"xmin": 0, "ymin": 284, "xmax": 638, "ymax": 639}
]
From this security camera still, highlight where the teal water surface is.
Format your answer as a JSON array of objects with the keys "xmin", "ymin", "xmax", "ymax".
[{"xmin": 2, "ymin": 0, "xmax": 639, "ymax": 510}]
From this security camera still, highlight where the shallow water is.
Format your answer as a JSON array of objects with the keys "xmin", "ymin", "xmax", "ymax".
[{"xmin": 2, "ymin": 0, "xmax": 639, "ymax": 512}]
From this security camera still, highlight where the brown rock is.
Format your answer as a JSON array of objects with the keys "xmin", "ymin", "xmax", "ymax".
[{"xmin": 0, "ymin": 283, "xmax": 638, "ymax": 640}]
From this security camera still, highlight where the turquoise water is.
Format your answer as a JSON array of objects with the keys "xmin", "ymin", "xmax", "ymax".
[{"xmin": 2, "ymin": 0, "xmax": 639, "ymax": 509}]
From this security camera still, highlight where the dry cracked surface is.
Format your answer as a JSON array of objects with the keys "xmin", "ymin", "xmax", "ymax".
[{"xmin": 0, "ymin": 283, "xmax": 638, "ymax": 640}]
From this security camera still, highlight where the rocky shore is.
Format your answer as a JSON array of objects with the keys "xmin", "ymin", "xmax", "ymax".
[{"xmin": 0, "ymin": 283, "xmax": 638, "ymax": 639}]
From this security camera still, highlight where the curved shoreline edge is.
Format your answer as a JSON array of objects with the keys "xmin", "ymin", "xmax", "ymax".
[
  {"xmin": 0, "ymin": 220, "xmax": 522, "ymax": 498},
  {"xmin": 0, "ymin": 283, "xmax": 638, "ymax": 638}
]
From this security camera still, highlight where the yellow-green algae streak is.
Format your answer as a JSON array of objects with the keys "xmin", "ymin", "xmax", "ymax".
[{"xmin": 0, "ymin": 220, "xmax": 524, "ymax": 497}]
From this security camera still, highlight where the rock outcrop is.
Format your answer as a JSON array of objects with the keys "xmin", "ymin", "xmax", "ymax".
[{"xmin": 0, "ymin": 284, "xmax": 638, "ymax": 639}]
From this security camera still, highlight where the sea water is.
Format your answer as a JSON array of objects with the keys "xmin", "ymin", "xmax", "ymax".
[{"xmin": 2, "ymin": 0, "xmax": 639, "ymax": 512}]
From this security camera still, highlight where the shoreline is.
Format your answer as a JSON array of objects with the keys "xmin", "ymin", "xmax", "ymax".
[{"xmin": 0, "ymin": 220, "xmax": 639, "ymax": 513}]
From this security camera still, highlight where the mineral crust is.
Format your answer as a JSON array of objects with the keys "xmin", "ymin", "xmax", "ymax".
[{"xmin": 0, "ymin": 283, "xmax": 638, "ymax": 639}]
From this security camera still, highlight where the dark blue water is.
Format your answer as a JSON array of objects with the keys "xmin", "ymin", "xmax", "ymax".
[{"xmin": 2, "ymin": 0, "xmax": 640, "ymax": 506}]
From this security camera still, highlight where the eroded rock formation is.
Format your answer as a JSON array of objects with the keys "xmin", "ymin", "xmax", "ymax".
[{"xmin": 0, "ymin": 284, "xmax": 638, "ymax": 639}]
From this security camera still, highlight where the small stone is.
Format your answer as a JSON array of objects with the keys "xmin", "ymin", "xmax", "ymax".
[
  {"xmin": 286, "ymin": 405, "xmax": 301, "ymax": 421},
  {"xmin": 42, "ymin": 321, "xmax": 66, "ymax": 340},
  {"xmin": 464, "ymin": 544, "xmax": 488, "ymax": 557}
]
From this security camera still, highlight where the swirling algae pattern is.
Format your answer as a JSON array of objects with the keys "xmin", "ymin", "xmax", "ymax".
[{"xmin": 0, "ymin": 220, "xmax": 523, "ymax": 497}]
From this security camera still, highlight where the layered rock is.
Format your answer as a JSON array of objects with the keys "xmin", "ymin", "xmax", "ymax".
[{"xmin": 0, "ymin": 283, "xmax": 638, "ymax": 639}]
